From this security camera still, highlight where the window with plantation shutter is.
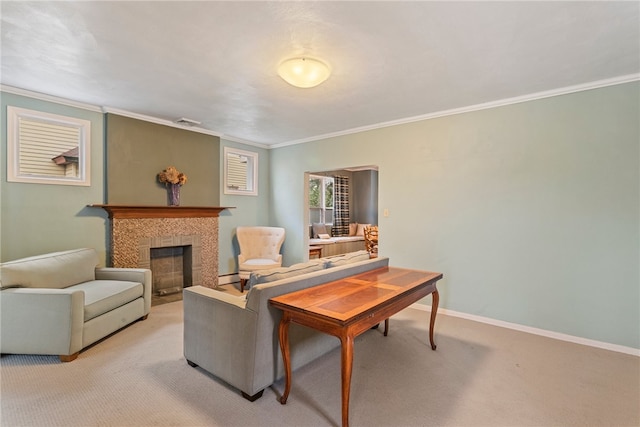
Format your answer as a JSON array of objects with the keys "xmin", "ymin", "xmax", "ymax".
[
  {"xmin": 227, "ymin": 153, "xmax": 249, "ymax": 190},
  {"xmin": 7, "ymin": 106, "xmax": 91, "ymax": 186},
  {"xmin": 223, "ymin": 147, "xmax": 257, "ymax": 196}
]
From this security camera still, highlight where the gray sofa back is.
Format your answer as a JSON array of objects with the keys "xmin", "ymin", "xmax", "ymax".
[{"xmin": 246, "ymin": 256, "xmax": 389, "ymax": 393}]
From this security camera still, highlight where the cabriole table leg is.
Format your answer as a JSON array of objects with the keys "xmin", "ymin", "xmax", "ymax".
[
  {"xmin": 278, "ymin": 313, "xmax": 292, "ymax": 404},
  {"xmin": 429, "ymin": 289, "xmax": 440, "ymax": 350}
]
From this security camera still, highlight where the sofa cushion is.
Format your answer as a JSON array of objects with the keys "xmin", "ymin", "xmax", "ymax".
[
  {"xmin": 324, "ymin": 250, "xmax": 371, "ymax": 268},
  {"xmin": 248, "ymin": 259, "xmax": 326, "ymax": 288},
  {"xmin": 0, "ymin": 248, "xmax": 99, "ymax": 290},
  {"xmin": 69, "ymin": 280, "xmax": 144, "ymax": 321},
  {"xmin": 239, "ymin": 258, "xmax": 281, "ymax": 271}
]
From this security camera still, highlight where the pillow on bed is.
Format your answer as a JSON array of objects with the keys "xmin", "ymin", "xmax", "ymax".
[{"xmin": 312, "ymin": 223, "xmax": 328, "ymax": 238}]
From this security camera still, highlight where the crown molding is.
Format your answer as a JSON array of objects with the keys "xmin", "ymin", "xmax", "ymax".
[
  {"xmin": 271, "ymin": 73, "xmax": 640, "ymax": 148},
  {"xmin": 101, "ymin": 107, "xmax": 223, "ymax": 137},
  {"xmin": 0, "ymin": 85, "xmax": 104, "ymax": 112},
  {"xmin": 5, "ymin": 73, "xmax": 638, "ymax": 150},
  {"xmin": 219, "ymin": 134, "xmax": 270, "ymax": 149}
]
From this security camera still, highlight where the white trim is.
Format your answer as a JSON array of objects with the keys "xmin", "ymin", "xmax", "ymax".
[
  {"xmin": 1, "ymin": 85, "xmax": 103, "ymax": 113},
  {"xmin": 223, "ymin": 146, "xmax": 259, "ymax": 196},
  {"xmin": 220, "ymin": 135, "xmax": 270, "ymax": 149},
  {"xmin": 272, "ymin": 73, "xmax": 640, "ymax": 148},
  {"xmin": 409, "ymin": 302, "xmax": 640, "ymax": 357},
  {"xmin": 7, "ymin": 106, "xmax": 91, "ymax": 186},
  {"xmin": 217, "ymin": 274, "xmax": 239, "ymax": 286},
  {"xmin": 5, "ymin": 74, "xmax": 638, "ymax": 149},
  {"xmin": 102, "ymin": 107, "xmax": 223, "ymax": 137}
]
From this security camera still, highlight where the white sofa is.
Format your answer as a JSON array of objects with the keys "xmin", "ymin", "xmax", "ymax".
[
  {"xmin": 0, "ymin": 248, "xmax": 152, "ymax": 361},
  {"xmin": 183, "ymin": 251, "xmax": 388, "ymax": 401}
]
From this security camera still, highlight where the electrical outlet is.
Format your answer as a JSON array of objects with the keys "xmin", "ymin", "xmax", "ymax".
[{"xmin": 383, "ymin": 208, "xmax": 389, "ymax": 217}]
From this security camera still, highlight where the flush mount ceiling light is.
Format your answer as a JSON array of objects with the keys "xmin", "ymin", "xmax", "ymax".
[{"xmin": 277, "ymin": 57, "xmax": 331, "ymax": 88}]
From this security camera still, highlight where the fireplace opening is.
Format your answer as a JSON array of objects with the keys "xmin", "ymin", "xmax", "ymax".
[{"xmin": 150, "ymin": 245, "xmax": 193, "ymax": 305}]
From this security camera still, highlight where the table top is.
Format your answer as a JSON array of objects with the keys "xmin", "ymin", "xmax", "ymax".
[{"xmin": 269, "ymin": 266, "xmax": 442, "ymax": 323}]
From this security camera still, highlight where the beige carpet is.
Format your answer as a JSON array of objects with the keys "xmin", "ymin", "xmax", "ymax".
[{"xmin": 1, "ymin": 301, "xmax": 638, "ymax": 427}]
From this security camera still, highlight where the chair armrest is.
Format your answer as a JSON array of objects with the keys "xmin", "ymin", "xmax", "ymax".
[
  {"xmin": 0, "ymin": 288, "xmax": 84, "ymax": 356},
  {"xmin": 95, "ymin": 268, "xmax": 152, "ymax": 315}
]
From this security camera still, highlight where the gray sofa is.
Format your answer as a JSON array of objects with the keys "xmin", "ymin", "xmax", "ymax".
[
  {"xmin": 183, "ymin": 251, "xmax": 389, "ymax": 401},
  {"xmin": 0, "ymin": 248, "xmax": 152, "ymax": 361}
]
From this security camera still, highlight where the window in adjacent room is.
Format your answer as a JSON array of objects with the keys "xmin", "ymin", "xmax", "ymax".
[
  {"xmin": 7, "ymin": 106, "xmax": 91, "ymax": 186},
  {"xmin": 309, "ymin": 174, "xmax": 334, "ymax": 224}
]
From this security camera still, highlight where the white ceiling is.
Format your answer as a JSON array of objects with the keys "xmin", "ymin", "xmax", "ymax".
[{"xmin": 1, "ymin": 1, "xmax": 638, "ymax": 147}]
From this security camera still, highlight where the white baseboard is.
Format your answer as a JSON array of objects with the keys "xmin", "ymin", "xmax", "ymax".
[
  {"xmin": 217, "ymin": 274, "xmax": 239, "ymax": 285},
  {"xmin": 410, "ymin": 303, "xmax": 639, "ymax": 357},
  {"xmin": 214, "ymin": 273, "xmax": 639, "ymax": 357}
]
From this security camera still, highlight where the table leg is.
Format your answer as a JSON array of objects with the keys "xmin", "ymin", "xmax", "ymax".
[
  {"xmin": 429, "ymin": 289, "xmax": 440, "ymax": 350},
  {"xmin": 340, "ymin": 334, "xmax": 354, "ymax": 427},
  {"xmin": 279, "ymin": 313, "xmax": 292, "ymax": 404}
]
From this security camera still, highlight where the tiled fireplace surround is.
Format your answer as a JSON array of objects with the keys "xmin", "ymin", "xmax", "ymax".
[{"xmin": 92, "ymin": 206, "xmax": 229, "ymax": 289}]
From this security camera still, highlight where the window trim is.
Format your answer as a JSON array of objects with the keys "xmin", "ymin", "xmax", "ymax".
[
  {"xmin": 309, "ymin": 174, "xmax": 334, "ymax": 225},
  {"xmin": 223, "ymin": 146, "xmax": 258, "ymax": 196},
  {"xmin": 6, "ymin": 106, "xmax": 91, "ymax": 186}
]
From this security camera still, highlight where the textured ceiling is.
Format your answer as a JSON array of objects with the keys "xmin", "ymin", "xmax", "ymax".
[{"xmin": 1, "ymin": 1, "xmax": 638, "ymax": 146}]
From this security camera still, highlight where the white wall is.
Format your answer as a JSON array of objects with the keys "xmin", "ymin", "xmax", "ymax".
[{"xmin": 268, "ymin": 82, "xmax": 640, "ymax": 349}]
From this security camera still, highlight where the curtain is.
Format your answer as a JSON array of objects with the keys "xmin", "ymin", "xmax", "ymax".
[{"xmin": 332, "ymin": 175, "xmax": 350, "ymax": 237}]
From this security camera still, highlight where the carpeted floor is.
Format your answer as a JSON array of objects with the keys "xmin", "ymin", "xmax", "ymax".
[{"xmin": 1, "ymin": 301, "xmax": 638, "ymax": 427}]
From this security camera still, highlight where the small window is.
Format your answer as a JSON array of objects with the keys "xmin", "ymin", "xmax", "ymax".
[
  {"xmin": 224, "ymin": 147, "xmax": 258, "ymax": 196},
  {"xmin": 309, "ymin": 174, "xmax": 334, "ymax": 224},
  {"xmin": 6, "ymin": 106, "xmax": 91, "ymax": 186}
]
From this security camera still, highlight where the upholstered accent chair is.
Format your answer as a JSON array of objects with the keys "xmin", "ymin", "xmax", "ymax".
[
  {"xmin": 363, "ymin": 225, "xmax": 379, "ymax": 257},
  {"xmin": 237, "ymin": 226, "xmax": 285, "ymax": 292}
]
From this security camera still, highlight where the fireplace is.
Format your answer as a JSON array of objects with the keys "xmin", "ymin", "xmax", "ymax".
[
  {"xmin": 90, "ymin": 205, "xmax": 231, "ymax": 299},
  {"xmin": 138, "ymin": 234, "xmax": 201, "ymax": 305},
  {"xmin": 150, "ymin": 246, "xmax": 192, "ymax": 295}
]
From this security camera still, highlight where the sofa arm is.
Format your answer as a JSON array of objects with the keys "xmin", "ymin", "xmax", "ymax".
[
  {"xmin": 183, "ymin": 286, "xmax": 259, "ymax": 394},
  {"xmin": 0, "ymin": 288, "xmax": 84, "ymax": 356},
  {"xmin": 95, "ymin": 268, "xmax": 152, "ymax": 315}
]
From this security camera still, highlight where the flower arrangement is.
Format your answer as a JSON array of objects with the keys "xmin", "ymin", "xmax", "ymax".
[{"xmin": 158, "ymin": 166, "xmax": 187, "ymax": 186}]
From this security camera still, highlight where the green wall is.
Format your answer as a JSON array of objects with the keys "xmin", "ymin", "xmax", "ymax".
[
  {"xmin": 2, "ymin": 83, "xmax": 638, "ymax": 349},
  {"xmin": 1, "ymin": 92, "xmax": 108, "ymax": 263},
  {"xmin": 269, "ymin": 83, "xmax": 640, "ymax": 349},
  {"xmin": 218, "ymin": 140, "xmax": 271, "ymax": 275},
  {"xmin": 0, "ymin": 93, "xmax": 272, "ymax": 275},
  {"xmin": 106, "ymin": 114, "xmax": 220, "ymax": 206}
]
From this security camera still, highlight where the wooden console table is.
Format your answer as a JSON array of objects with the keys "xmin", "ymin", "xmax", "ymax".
[{"xmin": 270, "ymin": 266, "xmax": 443, "ymax": 427}]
